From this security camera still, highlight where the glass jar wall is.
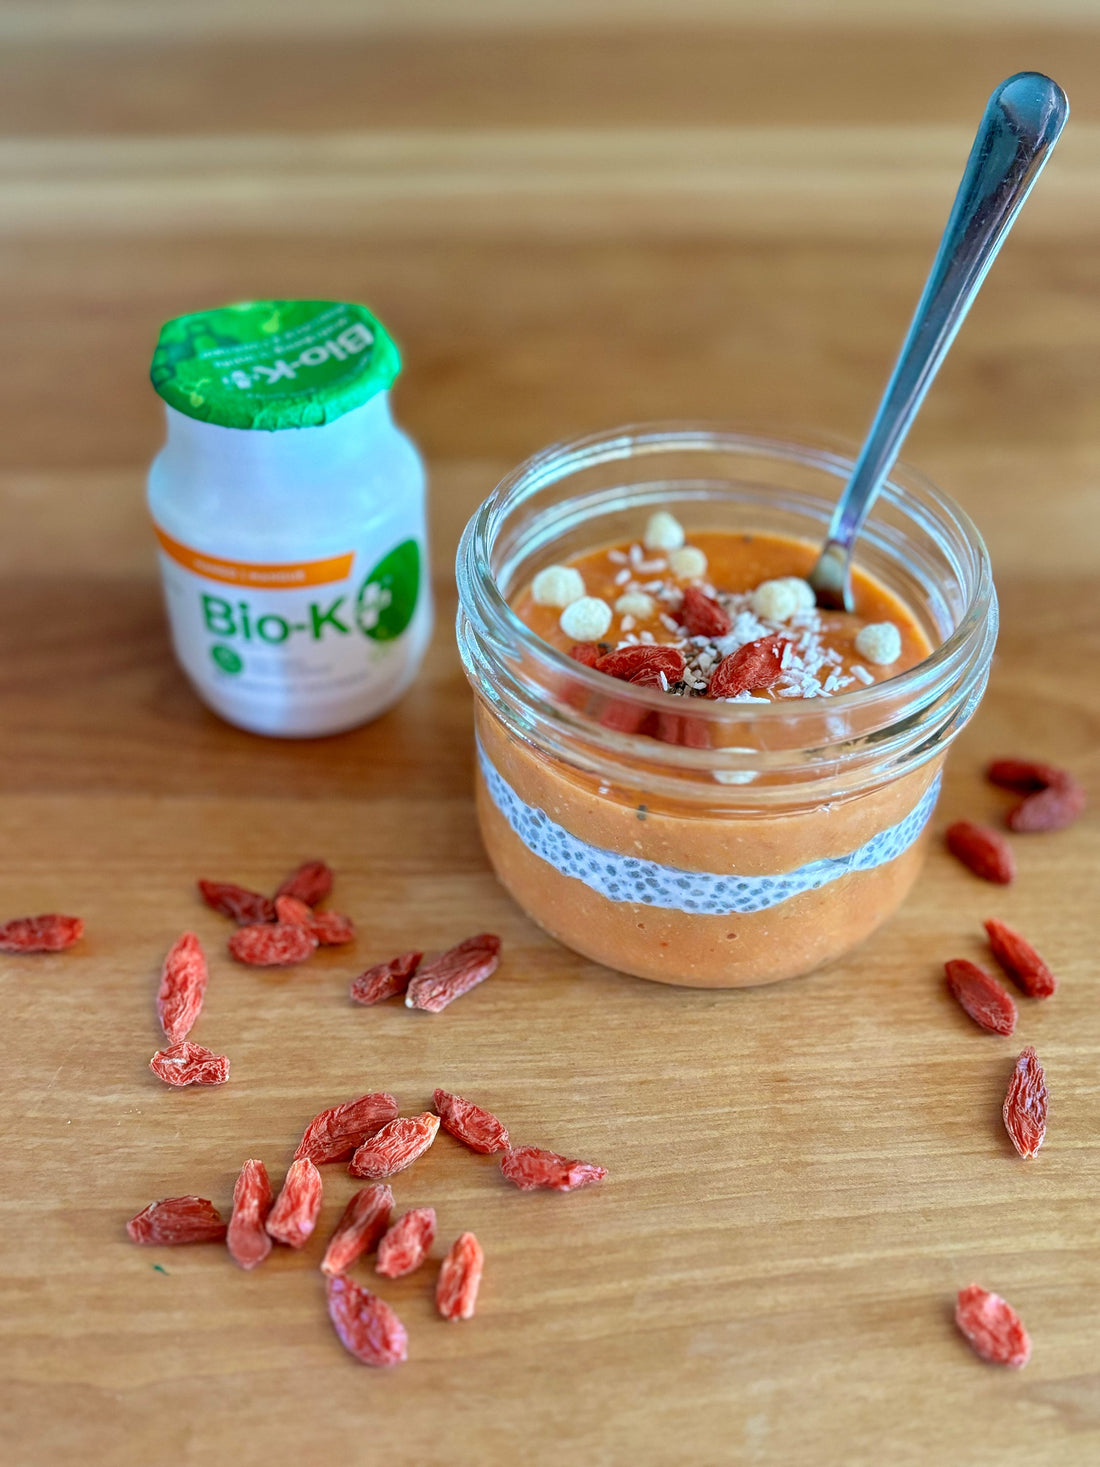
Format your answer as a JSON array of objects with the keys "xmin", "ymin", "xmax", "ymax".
[{"xmin": 456, "ymin": 426, "xmax": 996, "ymax": 987}]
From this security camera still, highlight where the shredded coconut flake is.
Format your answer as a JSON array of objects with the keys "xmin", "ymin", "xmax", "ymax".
[
  {"xmin": 584, "ymin": 545, "xmax": 885, "ymax": 703},
  {"xmin": 669, "ymin": 583, "xmax": 861, "ymax": 701}
]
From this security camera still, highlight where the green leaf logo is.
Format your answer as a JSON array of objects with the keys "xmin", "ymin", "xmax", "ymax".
[
  {"xmin": 211, "ymin": 643, "xmax": 243, "ymax": 674},
  {"xmin": 356, "ymin": 540, "xmax": 420, "ymax": 641}
]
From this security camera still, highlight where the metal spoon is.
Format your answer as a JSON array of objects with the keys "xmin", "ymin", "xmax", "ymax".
[{"xmin": 809, "ymin": 71, "xmax": 1069, "ymax": 611}]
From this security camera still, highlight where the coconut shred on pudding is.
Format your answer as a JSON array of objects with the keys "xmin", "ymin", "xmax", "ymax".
[{"xmin": 513, "ymin": 511, "xmax": 930, "ymax": 710}]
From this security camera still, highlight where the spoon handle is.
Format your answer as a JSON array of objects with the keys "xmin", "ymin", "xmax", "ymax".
[{"xmin": 824, "ymin": 71, "xmax": 1068, "ymax": 568}]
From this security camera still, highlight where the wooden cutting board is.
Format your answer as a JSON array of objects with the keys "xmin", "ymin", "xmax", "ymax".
[{"xmin": 1, "ymin": 5, "xmax": 1098, "ymax": 1464}]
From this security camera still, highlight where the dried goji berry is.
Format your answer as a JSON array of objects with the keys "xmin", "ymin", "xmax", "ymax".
[
  {"xmin": 1003, "ymin": 1046, "xmax": 1048, "ymax": 1159},
  {"xmin": 595, "ymin": 644, "xmax": 686, "ymax": 688},
  {"xmin": 274, "ymin": 894, "xmax": 313, "ymax": 926},
  {"xmin": 228, "ymin": 921, "xmax": 318, "ymax": 967},
  {"xmin": 986, "ymin": 758, "xmax": 1085, "ymax": 832},
  {"xmin": 197, "ymin": 879, "xmax": 275, "ymax": 925},
  {"xmin": 655, "ymin": 711, "xmax": 710, "ymax": 748},
  {"xmin": 274, "ymin": 895, "xmax": 355, "ymax": 947},
  {"xmin": 678, "ymin": 584, "xmax": 731, "ymax": 639},
  {"xmin": 349, "ymin": 1113, "xmax": 440, "ymax": 1179},
  {"xmin": 708, "ymin": 635, "xmax": 787, "ymax": 699},
  {"xmin": 266, "ymin": 1158, "xmax": 323, "ymax": 1249},
  {"xmin": 294, "ymin": 1092, "xmax": 400, "ymax": 1165},
  {"xmin": 984, "ymin": 918, "xmax": 1057, "ymax": 999},
  {"xmin": 944, "ymin": 959, "xmax": 1017, "ymax": 1036},
  {"xmin": 310, "ymin": 911, "xmax": 355, "ymax": 946},
  {"xmin": 349, "ymin": 951, "xmax": 423, "ymax": 1006},
  {"xmin": 326, "ymin": 1275, "xmax": 407, "ymax": 1367},
  {"xmin": 1007, "ymin": 779, "xmax": 1086, "ymax": 833},
  {"xmin": 320, "ymin": 1184, "xmax": 394, "ymax": 1276},
  {"xmin": 655, "ymin": 710, "xmax": 682, "ymax": 744},
  {"xmin": 0, "ymin": 914, "xmax": 84, "ymax": 954},
  {"xmin": 500, "ymin": 1145, "xmax": 607, "ymax": 1192},
  {"xmin": 598, "ymin": 698, "xmax": 653, "ymax": 735},
  {"xmin": 406, "ymin": 933, "xmax": 502, "ymax": 1013},
  {"xmin": 227, "ymin": 1158, "xmax": 273, "ymax": 1270},
  {"xmin": 569, "ymin": 642, "xmax": 601, "ymax": 667},
  {"xmin": 127, "ymin": 1196, "xmax": 227, "ymax": 1245},
  {"xmin": 149, "ymin": 1040, "xmax": 230, "ymax": 1087},
  {"xmin": 436, "ymin": 1232, "xmax": 484, "ymax": 1321},
  {"xmin": 434, "ymin": 1088, "xmax": 510, "ymax": 1154},
  {"xmin": 955, "ymin": 1284, "xmax": 1031, "ymax": 1367},
  {"xmin": 944, "ymin": 821, "xmax": 1015, "ymax": 884},
  {"xmin": 156, "ymin": 932, "xmax": 208, "ymax": 1045},
  {"xmin": 376, "ymin": 1207, "xmax": 437, "ymax": 1279},
  {"xmin": 986, "ymin": 758, "xmax": 1066, "ymax": 793},
  {"xmin": 276, "ymin": 859, "xmax": 333, "ymax": 907}
]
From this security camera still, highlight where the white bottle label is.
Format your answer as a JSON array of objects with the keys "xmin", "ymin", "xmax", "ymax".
[{"xmin": 154, "ymin": 523, "xmax": 424, "ymax": 717}]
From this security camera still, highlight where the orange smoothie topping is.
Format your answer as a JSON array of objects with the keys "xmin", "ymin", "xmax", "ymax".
[{"xmin": 514, "ymin": 512, "xmax": 931, "ymax": 702}]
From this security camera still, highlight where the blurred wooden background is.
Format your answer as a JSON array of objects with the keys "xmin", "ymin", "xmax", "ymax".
[{"xmin": 0, "ymin": 3, "xmax": 1097, "ymax": 1465}]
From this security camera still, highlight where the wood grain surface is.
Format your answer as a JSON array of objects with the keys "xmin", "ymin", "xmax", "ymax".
[{"xmin": 1, "ymin": 4, "xmax": 1097, "ymax": 1464}]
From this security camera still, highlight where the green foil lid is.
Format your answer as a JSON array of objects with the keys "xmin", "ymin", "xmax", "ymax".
[{"xmin": 150, "ymin": 299, "xmax": 401, "ymax": 430}]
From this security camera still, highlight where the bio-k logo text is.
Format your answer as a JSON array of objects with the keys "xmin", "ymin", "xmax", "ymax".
[{"xmin": 200, "ymin": 539, "xmax": 420, "ymax": 661}]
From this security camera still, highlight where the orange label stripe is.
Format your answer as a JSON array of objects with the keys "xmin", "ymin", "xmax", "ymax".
[{"xmin": 153, "ymin": 525, "xmax": 354, "ymax": 589}]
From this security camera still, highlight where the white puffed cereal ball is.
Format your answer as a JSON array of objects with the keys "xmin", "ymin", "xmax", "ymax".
[
  {"xmin": 667, "ymin": 546, "xmax": 708, "ymax": 580},
  {"xmin": 750, "ymin": 578, "xmax": 801, "ymax": 622},
  {"xmin": 560, "ymin": 596, "xmax": 613, "ymax": 641},
  {"xmin": 532, "ymin": 564, "xmax": 586, "ymax": 608},
  {"xmin": 643, "ymin": 510, "xmax": 685, "ymax": 553},
  {"xmin": 614, "ymin": 591, "xmax": 656, "ymax": 620},
  {"xmin": 774, "ymin": 576, "xmax": 816, "ymax": 613},
  {"xmin": 854, "ymin": 621, "xmax": 902, "ymax": 666}
]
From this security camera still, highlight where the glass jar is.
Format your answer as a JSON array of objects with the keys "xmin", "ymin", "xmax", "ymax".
[{"xmin": 456, "ymin": 425, "xmax": 996, "ymax": 988}]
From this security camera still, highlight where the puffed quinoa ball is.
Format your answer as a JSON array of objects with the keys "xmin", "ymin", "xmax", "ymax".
[
  {"xmin": 560, "ymin": 596, "xmax": 613, "ymax": 641},
  {"xmin": 667, "ymin": 546, "xmax": 708, "ymax": 580},
  {"xmin": 750, "ymin": 576, "xmax": 814, "ymax": 622},
  {"xmin": 854, "ymin": 621, "xmax": 902, "ymax": 665},
  {"xmin": 532, "ymin": 564, "xmax": 586, "ymax": 608},
  {"xmin": 643, "ymin": 510, "xmax": 685, "ymax": 553},
  {"xmin": 614, "ymin": 591, "xmax": 656, "ymax": 619},
  {"xmin": 778, "ymin": 576, "xmax": 816, "ymax": 613}
]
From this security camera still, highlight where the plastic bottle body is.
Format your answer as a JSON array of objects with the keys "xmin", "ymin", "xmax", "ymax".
[{"xmin": 147, "ymin": 394, "xmax": 432, "ymax": 737}]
